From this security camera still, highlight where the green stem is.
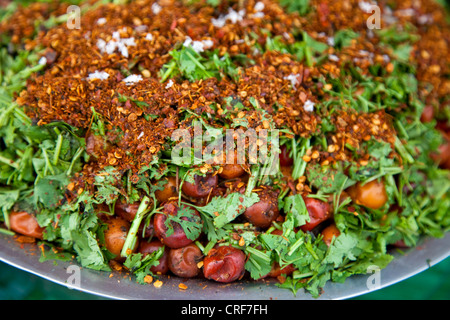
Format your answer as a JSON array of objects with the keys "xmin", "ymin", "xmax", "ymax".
[
  {"xmin": 245, "ymin": 165, "xmax": 260, "ymax": 197},
  {"xmin": 292, "ymin": 270, "xmax": 314, "ymax": 279},
  {"xmin": 287, "ymin": 237, "xmax": 304, "ymax": 256},
  {"xmin": 120, "ymin": 196, "xmax": 151, "ymax": 258},
  {"xmin": 0, "ymin": 102, "xmax": 16, "ymax": 127},
  {"xmin": 292, "ymin": 137, "xmax": 310, "ymax": 180},
  {"xmin": 160, "ymin": 61, "xmax": 176, "ymax": 83},
  {"xmin": 203, "ymin": 240, "xmax": 217, "ymax": 256},
  {"xmin": 305, "ymin": 242, "xmax": 319, "ymax": 260},
  {"xmin": 66, "ymin": 147, "xmax": 84, "ymax": 176},
  {"xmin": 42, "ymin": 148, "xmax": 55, "ymax": 175},
  {"xmin": 195, "ymin": 240, "xmax": 205, "ymax": 253},
  {"xmin": 394, "ymin": 136, "xmax": 414, "ymax": 164},
  {"xmin": 245, "ymin": 246, "xmax": 271, "ymax": 263},
  {"xmin": 14, "ymin": 108, "xmax": 32, "ymax": 126},
  {"xmin": 0, "ymin": 227, "xmax": 15, "ymax": 236},
  {"xmin": 0, "ymin": 154, "xmax": 19, "ymax": 169},
  {"xmin": 52, "ymin": 134, "xmax": 63, "ymax": 166}
]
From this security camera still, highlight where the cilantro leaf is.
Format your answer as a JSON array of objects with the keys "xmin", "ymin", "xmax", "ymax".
[
  {"xmin": 281, "ymin": 193, "xmax": 310, "ymax": 228},
  {"xmin": 306, "ymin": 163, "xmax": 356, "ymax": 194},
  {"xmin": 94, "ymin": 166, "xmax": 122, "ymax": 204},
  {"xmin": 34, "ymin": 173, "xmax": 69, "ymax": 208},
  {"xmin": 164, "ymin": 205, "xmax": 203, "ymax": 241},
  {"xmin": 199, "ymin": 192, "xmax": 260, "ymax": 229},
  {"xmin": 124, "ymin": 248, "xmax": 164, "ymax": 284}
]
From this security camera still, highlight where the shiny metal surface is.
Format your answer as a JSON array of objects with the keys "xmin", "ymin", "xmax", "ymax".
[{"xmin": 0, "ymin": 232, "xmax": 449, "ymax": 300}]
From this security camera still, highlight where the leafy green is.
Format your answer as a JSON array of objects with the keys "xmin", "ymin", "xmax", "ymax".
[
  {"xmin": 279, "ymin": 0, "xmax": 310, "ymax": 15},
  {"xmin": 34, "ymin": 173, "xmax": 69, "ymax": 208},
  {"xmin": 199, "ymin": 192, "xmax": 260, "ymax": 229},
  {"xmin": 264, "ymin": 31, "xmax": 328, "ymax": 67},
  {"xmin": 280, "ymin": 193, "xmax": 309, "ymax": 228},
  {"xmin": 333, "ymin": 29, "xmax": 359, "ymax": 50},
  {"xmin": 165, "ymin": 204, "xmax": 203, "ymax": 241},
  {"xmin": 160, "ymin": 46, "xmax": 240, "ymax": 83},
  {"xmin": 93, "ymin": 166, "xmax": 123, "ymax": 205},
  {"xmin": 123, "ymin": 248, "xmax": 164, "ymax": 284},
  {"xmin": 306, "ymin": 163, "xmax": 356, "ymax": 194}
]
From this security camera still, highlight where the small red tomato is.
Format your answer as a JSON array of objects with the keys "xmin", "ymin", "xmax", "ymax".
[
  {"xmin": 168, "ymin": 243, "xmax": 203, "ymax": 278},
  {"xmin": 138, "ymin": 240, "xmax": 170, "ymax": 275},
  {"xmin": 268, "ymin": 263, "xmax": 296, "ymax": 278},
  {"xmin": 347, "ymin": 180, "xmax": 388, "ymax": 210},
  {"xmin": 9, "ymin": 211, "xmax": 44, "ymax": 239},
  {"xmin": 153, "ymin": 202, "xmax": 202, "ymax": 249},
  {"xmin": 431, "ymin": 130, "xmax": 450, "ymax": 170},
  {"xmin": 203, "ymin": 245, "xmax": 246, "ymax": 283},
  {"xmin": 104, "ymin": 217, "xmax": 135, "ymax": 259},
  {"xmin": 321, "ymin": 224, "xmax": 341, "ymax": 247},
  {"xmin": 182, "ymin": 174, "xmax": 218, "ymax": 198},
  {"xmin": 218, "ymin": 150, "xmax": 246, "ymax": 179},
  {"xmin": 154, "ymin": 176, "xmax": 178, "ymax": 203},
  {"xmin": 420, "ymin": 105, "xmax": 435, "ymax": 123},
  {"xmin": 279, "ymin": 145, "xmax": 294, "ymax": 167},
  {"xmin": 243, "ymin": 186, "xmax": 279, "ymax": 228},
  {"xmin": 300, "ymin": 197, "xmax": 332, "ymax": 232},
  {"xmin": 115, "ymin": 201, "xmax": 140, "ymax": 222}
]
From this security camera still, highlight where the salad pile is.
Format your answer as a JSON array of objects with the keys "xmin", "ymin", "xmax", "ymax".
[{"xmin": 0, "ymin": 0, "xmax": 449, "ymax": 297}]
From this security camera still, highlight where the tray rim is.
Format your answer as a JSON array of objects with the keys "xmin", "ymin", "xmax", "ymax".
[{"xmin": 1, "ymin": 232, "xmax": 449, "ymax": 300}]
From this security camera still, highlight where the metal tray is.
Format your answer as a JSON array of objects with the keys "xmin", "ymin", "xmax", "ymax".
[{"xmin": 0, "ymin": 232, "xmax": 449, "ymax": 300}]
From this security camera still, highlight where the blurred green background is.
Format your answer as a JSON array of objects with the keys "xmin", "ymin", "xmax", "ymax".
[{"xmin": 0, "ymin": 257, "xmax": 448, "ymax": 300}]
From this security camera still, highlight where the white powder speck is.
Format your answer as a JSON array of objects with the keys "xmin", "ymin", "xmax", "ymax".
[
  {"xmin": 253, "ymin": 12, "xmax": 264, "ymax": 18},
  {"xmin": 87, "ymin": 71, "xmax": 109, "ymax": 81},
  {"xmin": 135, "ymin": 25, "xmax": 148, "ymax": 33},
  {"xmin": 96, "ymin": 39, "xmax": 106, "ymax": 52},
  {"xmin": 152, "ymin": 2, "xmax": 162, "ymax": 14},
  {"xmin": 38, "ymin": 57, "xmax": 47, "ymax": 65},
  {"xmin": 228, "ymin": 8, "xmax": 245, "ymax": 23},
  {"xmin": 284, "ymin": 74, "xmax": 300, "ymax": 89},
  {"xmin": 97, "ymin": 31, "xmax": 136, "ymax": 58},
  {"xmin": 105, "ymin": 40, "xmax": 117, "ymax": 55},
  {"xmin": 183, "ymin": 36, "xmax": 214, "ymax": 53},
  {"xmin": 328, "ymin": 54, "xmax": 340, "ymax": 62},
  {"xmin": 327, "ymin": 37, "xmax": 335, "ymax": 47},
  {"xmin": 359, "ymin": 50, "xmax": 370, "ymax": 56},
  {"xmin": 117, "ymin": 43, "xmax": 129, "ymax": 58},
  {"xmin": 97, "ymin": 18, "xmax": 107, "ymax": 25},
  {"xmin": 418, "ymin": 14, "xmax": 433, "ymax": 25},
  {"xmin": 137, "ymin": 131, "xmax": 144, "ymax": 139},
  {"xmin": 359, "ymin": 1, "xmax": 375, "ymax": 13},
  {"xmin": 165, "ymin": 79, "xmax": 174, "ymax": 89},
  {"xmin": 211, "ymin": 8, "xmax": 245, "ymax": 27},
  {"xmin": 303, "ymin": 100, "xmax": 315, "ymax": 112},
  {"xmin": 211, "ymin": 17, "xmax": 226, "ymax": 28},
  {"xmin": 122, "ymin": 74, "xmax": 143, "ymax": 85},
  {"xmin": 145, "ymin": 33, "xmax": 154, "ymax": 41},
  {"xmin": 254, "ymin": 1, "xmax": 265, "ymax": 12},
  {"xmin": 202, "ymin": 39, "xmax": 214, "ymax": 49}
]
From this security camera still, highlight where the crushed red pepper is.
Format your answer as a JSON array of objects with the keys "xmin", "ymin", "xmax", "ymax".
[{"xmin": 2, "ymin": 0, "xmax": 448, "ymax": 193}]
